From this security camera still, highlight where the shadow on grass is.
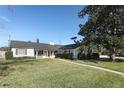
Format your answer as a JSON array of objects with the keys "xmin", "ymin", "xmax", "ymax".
[
  {"xmin": 0, "ymin": 59, "xmax": 38, "ymax": 66},
  {"xmin": 0, "ymin": 58, "xmax": 38, "ymax": 77},
  {"xmin": 0, "ymin": 65, "xmax": 15, "ymax": 77}
]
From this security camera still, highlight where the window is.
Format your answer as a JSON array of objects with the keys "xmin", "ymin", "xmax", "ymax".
[
  {"xmin": 43, "ymin": 50, "xmax": 48, "ymax": 56},
  {"xmin": 54, "ymin": 51, "xmax": 58, "ymax": 54},
  {"xmin": 16, "ymin": 49, "xmax": 27, "ymax": 55},
  {"xmin": 38, "ymin": 50, "xmax": 43, "ymax": 55}
]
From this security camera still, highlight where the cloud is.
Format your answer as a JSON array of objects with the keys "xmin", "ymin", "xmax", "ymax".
[{"xmin": 0, "ymin": 16, "xmax": 10, "ymax": 23}]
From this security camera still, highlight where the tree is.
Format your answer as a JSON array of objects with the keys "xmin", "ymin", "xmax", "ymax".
[
  {"xmin": 70, "ymin": 37, "xmax": 77, "ymax": 43},
  {"xmin": 78, "ymin": 6, "xmax": 124, "ymax": 61}
]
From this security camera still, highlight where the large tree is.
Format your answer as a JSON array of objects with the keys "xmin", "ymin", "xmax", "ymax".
[{"xmin": 78, "ymin": 5, "xmax": 124, "ymax": 61}]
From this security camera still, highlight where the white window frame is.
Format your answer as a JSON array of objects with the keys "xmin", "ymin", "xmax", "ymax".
[{"xmin": 16, "ymin": 49, "xmax": 27, "ymax": 55}]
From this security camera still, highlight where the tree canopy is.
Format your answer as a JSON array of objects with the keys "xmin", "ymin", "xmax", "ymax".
[{"xmin": 78, "ymin": 5, "xmax": 124, "ymax": 61}]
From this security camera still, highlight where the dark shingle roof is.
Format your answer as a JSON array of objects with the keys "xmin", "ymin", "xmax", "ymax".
[
  {"xmin": 10, "ymin": 40, "xmax": 61, "ymax": 51},
  {"xmin": 60, "ymin": 44, "xmax": 78, "ymax": 49}
]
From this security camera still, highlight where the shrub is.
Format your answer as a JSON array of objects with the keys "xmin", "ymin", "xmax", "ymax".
[
  {"xmin": 87, "ymin": 53, "xmax": 92, "ymax": 59},
  {"xmin": 68, "ymin": 53, "xmax": 73, "ymax": 60},
  {"xmin": 55, "ymin": 53, "xmax": 73, "ymax": 59},
  {"xmin": 78, "ymin": 53, "xmax": 86, "ymax": 60},
  {"xmin": 78, "ymin": 53, "xmax": 99, "ymax": 60},
  {"xmin": 91, "ymin": 53, "xmax": 99, "ymax": 59},
  {"xmin": 5, "ymin": 51, "xmax": 13, "ymax": 60},
  {"xmin": 55, "ymin": 54, "xmax": 62, "ymax": 58}
]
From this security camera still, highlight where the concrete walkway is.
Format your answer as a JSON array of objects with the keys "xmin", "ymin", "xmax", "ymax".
[{"xmin": 57, "ymin": 59, "xmax": 124, "ymax": 76}]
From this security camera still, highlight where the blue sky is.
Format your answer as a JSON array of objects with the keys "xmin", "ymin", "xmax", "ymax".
[{"xmin": 0, "ymin": 5, "xmax": 88, "ymax": 47}]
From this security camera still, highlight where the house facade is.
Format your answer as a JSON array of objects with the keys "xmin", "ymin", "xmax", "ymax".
[
  {"xmin": 10, "ymin": 40, "xmax": 80, "ymax": 59},
  {"xmin": 9, "ymin": 40, "xmax": 124, "ymax": 59},
  {"xmin": 10, "ymin": 40, "xmax": 61, "ymax": 58},
  {"xmin": 59, "ymin": 44, "xmax": 79, "ymax": 59}
]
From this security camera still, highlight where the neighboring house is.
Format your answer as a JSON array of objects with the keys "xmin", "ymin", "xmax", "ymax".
[
  {"xmin": 60, "ymin": 44, "xmax": 79, "ymax": 59},
  {"xmin": 0, "ymin": 47, "xmax": 9, "ymax": 59},
  {"xmin": 10, "ymin": 40, "xmax": 61, "ymax": 58},
  {"xmin": 0, "ymin": 51, "xmax": 6, "ymax": 59}
]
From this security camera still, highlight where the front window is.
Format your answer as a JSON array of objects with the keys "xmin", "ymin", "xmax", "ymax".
[
  {"xmin": 38, "ymin": 50, "xmax": 43, "ymax": 56},
  {"xmin": 16, "ymin": 49, "xmax": 27, "ymax": 55}
]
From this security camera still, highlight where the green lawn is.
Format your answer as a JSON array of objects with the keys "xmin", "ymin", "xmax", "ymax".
[
  {"xmin": 75, "ymin": 60, "xmax": 124, "ymax": 73},
  {"xmin": 0, "ymin": 58, "xmax": 124, "ymax": 88}
]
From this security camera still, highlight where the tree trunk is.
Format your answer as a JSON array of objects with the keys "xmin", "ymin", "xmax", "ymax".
[
  {"xmin": 109, "ymin": 47, "xmax": 116, "ymax": 62},
  {"xmin": 109, "ymin": 53, "xmax": 116, "ymax": 62}
]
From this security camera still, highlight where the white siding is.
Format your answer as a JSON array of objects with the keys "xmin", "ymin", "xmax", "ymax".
[
  {"xmin": 59, "ymin": 48, "xmax": 79, "ymax": 59},
  {"xmin": 72, "ymin": 48, "xmax": 79, "ymax": 59},
  {"xmin": 11, "ymin": 48, "xmax": 34, "ymax": 57}
]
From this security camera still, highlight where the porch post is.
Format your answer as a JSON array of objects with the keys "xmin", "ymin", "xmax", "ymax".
[
  {"xmin": 36, "ymin": 51, "xmax": 38, "ymax": 57},
  {"xmin": 47, "ymin": 50, "xmax": 48, "ymax": 57},
  {"xmin": 52, "ymin": 51, "xmax": 54, "ymax": 56},
  {"xmin": 48, "ymin": 50, "xmax": 51, "ymax": 57}
]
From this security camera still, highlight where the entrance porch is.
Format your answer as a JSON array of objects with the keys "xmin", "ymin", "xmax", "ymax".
[{"xmin": 35, "ymin": 50, "xmax": 55, "ymax": 59}]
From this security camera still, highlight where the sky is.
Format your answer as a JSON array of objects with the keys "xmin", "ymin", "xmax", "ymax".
[{"xmin": 0, "ymin": 5, "xmax": 88, "ymax": 47}]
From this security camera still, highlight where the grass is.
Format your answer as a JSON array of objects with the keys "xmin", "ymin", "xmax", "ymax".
[
  {"xmin": 75, "ymin": 59, "xmax": 124, "ymax": 73},
  {"xmin": 0, "ymin": 58, "xmax": 124, "ymax": 87}
]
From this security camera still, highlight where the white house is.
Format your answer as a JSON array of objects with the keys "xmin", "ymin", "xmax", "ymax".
[
  {"xmin": 10, "ymin": 40, "xmax": 81, "ymax": 59},
  {"xmin": 59, "ymin": 44, "xmax": 79, "ymax": 59},
  {"xmin": 10, "ymin": 40, "xmax": 61, "ymax": 58}
]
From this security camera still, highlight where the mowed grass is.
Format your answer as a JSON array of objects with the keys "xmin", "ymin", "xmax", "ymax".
[
  {"xmin": 75, "ymin": 60, "xmax": 124, "ymax": 73},
  {"xmin": 0, "ymin": 59, "xmax": 124, "ymax": 87}
]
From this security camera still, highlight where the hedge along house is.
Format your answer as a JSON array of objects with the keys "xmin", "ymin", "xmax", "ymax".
[
  {"xmin": 59, "ymin": 44, "xmax": 79, "ymax": 59},
  {"xmin": 10, "ymin": 40, "xmax": 61, "ymax": 59}
]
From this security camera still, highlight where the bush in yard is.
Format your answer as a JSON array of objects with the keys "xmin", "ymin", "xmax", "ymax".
[
  {"xmin": 62, "ymin": 53, "xmax": 67, "ymax": 59},
  {"xmin": 5, "ymin": 51, "xmax": 13, "ymax": 60},
  {"xmin": 68, "ymin": 53, "xmax": 73, "ymax": 60},
  {"xmin": 55, "ymin": 53, "xmax": 73, "ymax": 59},
  {"xmin": 91, "ymin": 53, "xmax": 99, "ymax": 59},
  {"xmin": 55, "ymin": 54, "xmax": 62, "ymax": 58},
  {"xmin": 87, "ymin": 53, "xmax": 92, "ymax": 59},
  {"xmin": 78, "ymin": 53, "xmax": 86, "ymax": 60}
]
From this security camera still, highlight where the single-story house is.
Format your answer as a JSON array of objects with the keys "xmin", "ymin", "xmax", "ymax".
[
  {"xmin": 59, "ymin": 44, "xmax": 79, "ymax": 59},
  {"xmin": 9, "ymin": 40, "xmax": 115, "ymax": 59},
  {"xmin": 10, "ymin": 40, "xmax": 80, "ymax": 59},
  {"xmin": 10, "ymin": 40, "xmax": 61, "ymax": 58}
]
